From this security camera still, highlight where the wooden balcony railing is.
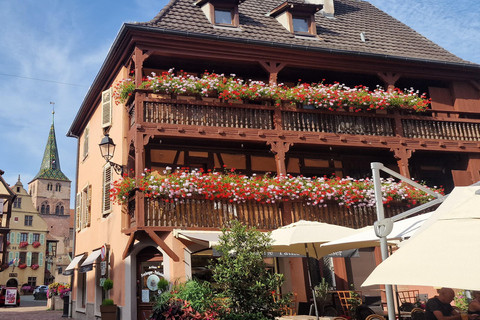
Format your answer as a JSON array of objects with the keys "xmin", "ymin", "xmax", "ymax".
[
  {"xmin": 127, "ymin": 95, "xmax": 480, "ymax": 142},
  {"xmin": 125, "ymin": 195, "xmax": 437, "ymax": 231}
]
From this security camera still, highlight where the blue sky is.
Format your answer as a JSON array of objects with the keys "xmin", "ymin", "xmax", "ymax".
[{"xmin": 0, "ymin": 0, "xmax": 479, "ymax": 207}]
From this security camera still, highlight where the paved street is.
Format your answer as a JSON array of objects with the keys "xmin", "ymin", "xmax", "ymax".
[{"xmin": 0, "ymin": 295, "xmax": 64, "ymax": 320}]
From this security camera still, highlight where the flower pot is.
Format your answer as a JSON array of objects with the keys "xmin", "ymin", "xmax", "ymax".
[{"xmin": 100, "ymin": 304, "xmax": 118, "ymax": 320}]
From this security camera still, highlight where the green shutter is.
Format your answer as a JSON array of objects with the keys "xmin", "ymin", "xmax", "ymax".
[
  {"xmin": 9, "ymin": 232, "xmax": 14, "ymax": 244},
  {"xmin": 16, "ymin": 233, "xmax": 21, "ymax": 244},
  {"xmin": 40, "ymin": 234, "xmax": 45, "ymax": 245},
  {"xmin": 39, "ymin": 252, "xmax": 44, "ymax": 267},
  {"xmin": 15, "ymin": 252, "xmax": 19, "ymax": 262},
  {"xmin": 8, "ymin": 252, "xmax": 13, "ymax": 263},
  {"xmin": 27, "ymin": 252, "xmax": 32, "ymax": 266},
  {"xmin": 28, "ymin": 233, "xmax": 33, "ymax": 244},
  {"xmin": 6, "ymin": 233, "xmax": 9, "ymax": 242}
]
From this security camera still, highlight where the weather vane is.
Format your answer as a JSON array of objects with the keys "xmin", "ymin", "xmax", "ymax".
[{"xmin": 50, "ymin": 101, "xmax": 55, "ymax": 121}]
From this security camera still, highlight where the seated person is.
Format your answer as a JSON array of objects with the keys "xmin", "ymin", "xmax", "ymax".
[
  {"xmin": 468, "ymin": 291, "xmax": 480, "ymax": 316},
  {"xmin": 425, "ymin": 288, "xmax": 476, "ymax": 320}
]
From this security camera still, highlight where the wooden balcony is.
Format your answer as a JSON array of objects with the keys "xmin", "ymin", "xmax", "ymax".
[
  {"xmin": 124, "ymin": 194, "xmax": 436, "ymax": 232},
  {"xmin": 127, "ymin": 92, "xmax": 480, "ymax": 152}
]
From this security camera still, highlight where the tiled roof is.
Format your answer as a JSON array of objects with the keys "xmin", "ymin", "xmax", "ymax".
[
  {"xmin": 140, "ymin": 0, "xmax": 473, "ymax": 65},
  {"xmin": 33, "ymin": 121, "xmax": 70, "ymax": 182}
]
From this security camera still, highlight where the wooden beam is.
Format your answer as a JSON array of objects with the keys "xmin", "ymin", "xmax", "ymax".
[
  {"xmin": 145, "ymin": 229, "xmax": 180, "ymax": 262},
  {"xmin": 122, "ymin": 232, "xmax": 137, "ymax": 260}
]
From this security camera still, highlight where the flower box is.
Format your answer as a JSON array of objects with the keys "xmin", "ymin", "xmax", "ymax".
[
  {"xmin": 19, "ymin": 241, "xmax": 28, "ymax": 248},
  {"xmin": 32, "ymin": 241, "xmax": 41, "ymax": 248},
  {"xmin": 31, "ymin": 264, "xmax": 39, "ymax": 270},
  {"xmin": 18, "ymin": 263, "xmax": 27, "ymax": 269}
]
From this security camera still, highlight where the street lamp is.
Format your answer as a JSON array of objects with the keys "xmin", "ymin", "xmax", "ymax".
[{"xmin": 99, "ymin": 134, "xmax": 125, "ymax": 175}]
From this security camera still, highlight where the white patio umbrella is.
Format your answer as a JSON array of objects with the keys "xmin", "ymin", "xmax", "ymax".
[
  {"xmin": 362, "ymin": 185, "xmax": 480, "ymax": 290},
  {"xmin": 319, "ymin": 212, "xmax": 433, "ymax": 254},
  {"xmin": 270, "ymin": 220, "xmax": 358, "ymax": 320}
]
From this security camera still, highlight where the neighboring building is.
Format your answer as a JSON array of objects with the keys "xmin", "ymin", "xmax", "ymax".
[
  {"xmin": 0, "ymin": 177, "xmax": 47, "ymax": 290},
  {"xmin": 28, "ymin": 113, "xmax": 72, "ymax": 285},
  {"xmin": 0, "ymin": 170, "xmax": 16, "ymax": 272},
  {"xmin": 67, "ymin": 0, "xmax": 480, "ymax": 319}
]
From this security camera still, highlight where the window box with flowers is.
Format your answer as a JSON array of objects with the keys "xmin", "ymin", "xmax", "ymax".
[
  {"xmin": 111, "ymin": 167, "xmax": 443, "ymax": 208},
  {"xmin": 19, "ymin": 241, "xmax": 28, "ymax": 248},
  {"xmin": 113, "ymin": 68, "xmax": 431, "ymax": 112},
  {"xmin": 6, "ymin": 241, "xmax": 10, "ymax": 247},
  {"xmin": 32, "ymin": 241, "xmax": 41, "ymax": 248},
  {"xmin": 18, "ymin": 263, "xmax": 27, "ymax": 269},
  {"xmin": 31, "ymin": 264, "xmax": 39, "ymax": 270}
]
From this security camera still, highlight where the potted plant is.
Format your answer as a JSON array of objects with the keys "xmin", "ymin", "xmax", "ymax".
[{"xmin": 100, "ymin": 279, "xmax": 117, "ymax": 320}]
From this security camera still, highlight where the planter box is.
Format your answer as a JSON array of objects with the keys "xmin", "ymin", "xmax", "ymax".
[
  {"xmin": 100, "ymin": 304, "xmax": 118, "ymax": 320},
  {"xmin": 47, "ymin": 295, "xmax": 64, "ymax": 310}
]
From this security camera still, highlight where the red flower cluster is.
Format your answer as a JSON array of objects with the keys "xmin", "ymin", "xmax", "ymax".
[
  {"xmin": 113, "ymin": 68, "xmax": 431, "ymax": 112},
  {"xmin": 19, "ymin": 241, "xmax": 28, "ymax": 248},
  {"xmin": 32, "ymin": 241, "xmax": 41, "ymax": 248},
  {"xmin": 111, "ymin": 168, "xmax": 443, "ymax": 208}
]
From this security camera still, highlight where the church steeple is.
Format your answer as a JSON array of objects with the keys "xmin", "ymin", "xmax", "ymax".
[{"xmin": 33, "ymin": 110, "xmax": 70, "ymax": 181}]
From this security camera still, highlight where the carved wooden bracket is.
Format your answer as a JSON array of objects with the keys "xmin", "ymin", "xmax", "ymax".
[
  {"xmin": 267, "ymin": 140, "xmax": 293, "ymax": 158},
  {"xmin": 259, "ymin": 61, "xmax": 287, "ymax": 85},
  {"xmin": 391, "ymin": 147, "xmax": 414, "ymax": 178},
  {"xmin": 377, "ymin": 72, "xmax": 401, "ymax": 91},
  {"xmin": 143, "ymin": 134, "xmax": 154, "ymax": 145}
]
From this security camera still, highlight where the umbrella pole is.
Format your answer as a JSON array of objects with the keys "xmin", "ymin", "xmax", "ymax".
[{"xmin": 305, "ymin": 244, "xmax": 320, "ymax": 320}]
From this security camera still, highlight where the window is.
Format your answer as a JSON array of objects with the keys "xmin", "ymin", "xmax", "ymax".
[
  {"xmin": 41, "ymin": 201, "xmax": 50, "ymax": 214},
  {"xmin": 197, "ymin": 0, "xmax": 240, "ymax": 28},
  {"xmin": 215, "ymin": 9, "xmax": 232, "ymax": 24},
  {"xmin": 55, "ymin": 203, "xmax": 64, "ymax": 215},
  {"xmin": 56, "ymin": 183, "xmax": 61, "ymax": 192},
  {"xmin": 13, "ymin": 197, "xmax": 22, "ymax": 208},
  {"xmin": 292, "ymin": 16, "xmax": 309, "ymax": 33},
  {"xmin": 83, "ymin": 126, "xmax": 89, "ymax": 159},
  {"xmin": 31, "ymin": 252, "xmax": 39, "ymax": 265},
  {"xmin": 47, "ymin": 183, "xmax": 53, "ymax": 191},
  {"xmin": 20, "ymin": 233, "xmax": 28, "ymax": 242},
  {"xmin": 27, "ymin": 277, "xmax": 37, "ymax": 288},
  {"xmin": 33, "ymin": 233, "xmax": 40, "ymax": 242},
  {"xmin": 19, "ymin": 252, "xmax": 26, "ymax": 265},
  {"xmin": 102, "ymin": 165, "xmax": 112, "ymax": 216},
  {"xmin": 25, "ymin": 215, "xmax": 33, "ymax": 226},
  {"xmin": 76, "ymin": 184, "xmax": 92, "ymax": 230},
  {"xmin": 270, "ymin": 1, "xmax": 320, "ymax": 36}
]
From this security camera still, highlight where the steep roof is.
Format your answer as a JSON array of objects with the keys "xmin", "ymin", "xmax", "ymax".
[
  {"xmin": 33, "ymin": 113, "xmax": 70, "ymax": 182},
  {"xmin": 141, "ymin": 0, "xmax": 473, "ymax": 65}
]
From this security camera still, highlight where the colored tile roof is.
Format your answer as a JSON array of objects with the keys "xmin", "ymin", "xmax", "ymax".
[
  {"xmin": 33, "ymin": 120, "xmax": 70, "ymax": 182},
  {"xmin": 140, "ymin": 0, "xmax": 474, "ymax": 65}
]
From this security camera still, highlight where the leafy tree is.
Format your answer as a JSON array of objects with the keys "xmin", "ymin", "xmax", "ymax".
[{"xmin": 210, "ymin": 221, "xmax": 289, "ymax": 318}]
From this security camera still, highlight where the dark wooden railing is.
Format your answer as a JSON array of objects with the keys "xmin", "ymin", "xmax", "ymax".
[
  {"xmin": 125, "ymin": 196, "xmax": 436, "ymax": 231},
  {"xmin": 127, "ymin": 96, "xmax": 480, "ymax": 142}
]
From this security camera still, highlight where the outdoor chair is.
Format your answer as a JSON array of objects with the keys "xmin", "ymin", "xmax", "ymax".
[
  {"xmin": 337, "ymin": 290, "xmax": 363, "ymax": 317},
  {"xmin": 411, "ymin": 308, "xmax": 426, "ymax": 320},
  {"xmin": 397, "ymin": 290, "xmax": 420, "ymax": 304},
  {"xmin": 356, "ymin": 304, "xmax": 376, "ymax": 320},
  {"xmin": 365, "ymin": 314, "xmax": 387, "ymax": 320}
]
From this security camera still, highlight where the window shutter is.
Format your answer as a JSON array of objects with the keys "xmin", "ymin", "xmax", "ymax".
[
  {"xmin": 101, "ymin": 88, "xmax": 113, "ymax": 128},
  {"xmin": 28, "ymin": 233, "xmax": 33, "ymax": 244},
  {"xmin": 8, "ymin": 252, "xmax": 13, "ymax": 263},
  {"xmin": 15, "ymin": 252, "xmax": 19, "ymax": 261},
  {"xmin": 85, "ymin": 184, "xmax": 92, "ymax": 227},
  {"xmin": 76, "ymin": 193, "xmax": 82, "ymax": 231},
  {"xmin": 83, "ymin": 126, "xmax": 89, "ymax": 158},
  {"xmin": 40, "ymin": 233, "xmax": 45, "ymax": 245},
  {"xmin": 102, "ymin": 165, "xmax": 112, "ymax": 214},
  {"xmin": 27, "ymin": 252, "xmax": 32, "ymax": 266},
  {"xmin": 9, "ymin": 232, "xmax": 14, "ymax": 244},
  {"xmin": 16, "ymin": 233, "xmax": 21, "ymax": 244},
  {"xmin": 39, "ymin": 252, "xmax": 44, "ymax": 267}
]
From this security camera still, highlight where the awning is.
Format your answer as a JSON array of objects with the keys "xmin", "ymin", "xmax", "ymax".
[
  {"xmin": 63, "ymin": 254, "xmax": 85, "ymax": 276},
  {"xmin": 173, "ymin": 230, "xmax": 222, "ymax": 248},
  {"xmin": 79, "ymin": 249, "xmax": 102, "ymax": 273}
]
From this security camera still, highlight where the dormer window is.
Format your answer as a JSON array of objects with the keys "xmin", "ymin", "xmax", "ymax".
[
  {"xmin": 270, "ymin": 1, "xmax": 322, "ymax": 37},
  {"xmin": 197, "ymin": 0, "xmax": 241, "ymax": 28}
]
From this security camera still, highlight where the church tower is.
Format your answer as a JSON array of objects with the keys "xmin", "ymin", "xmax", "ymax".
[
  {"xmin": 28, "ymin": 112, "xmax": 71, "ymax": 213},
  {"xmin": 28, "ymin": 111, "xmax": 72, "ymax": 283}
]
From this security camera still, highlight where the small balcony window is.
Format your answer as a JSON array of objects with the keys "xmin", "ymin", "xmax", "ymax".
[
  {"xmin": 270, "ymin": 1, "xmax": 321, "ymax": 37},
  {"xmin": 197, "ymin": 0, "xmax": 240, "ymax": 28}
]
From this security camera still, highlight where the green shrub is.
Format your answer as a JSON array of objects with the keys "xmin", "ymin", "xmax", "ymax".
[
  {"xmin": 174, "ymin": 279, "xmax": 215, "ymax": 314},
  {"xmin": 102, "ymin": 299, "xmax": 115, "ymax": 306},
  {"xmin": 157, "ymin": 278, "xmax": 169, "ymax": 292},
  {"xmin": 103, "ymin": 279, "xmax": 113, "ymax": 292}
]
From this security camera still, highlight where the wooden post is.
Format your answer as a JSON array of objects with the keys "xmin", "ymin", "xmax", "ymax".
[
  {"xmin": 391, "ymin": 147, "xmax": 414, "ymax": 179},
  {"xmin": 377, "ymin": 72, "xmax": 401, "ymax": 91},
  {"xmin": 259, "ymin": 61, "xmax": 287, "ymax": 86}
]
